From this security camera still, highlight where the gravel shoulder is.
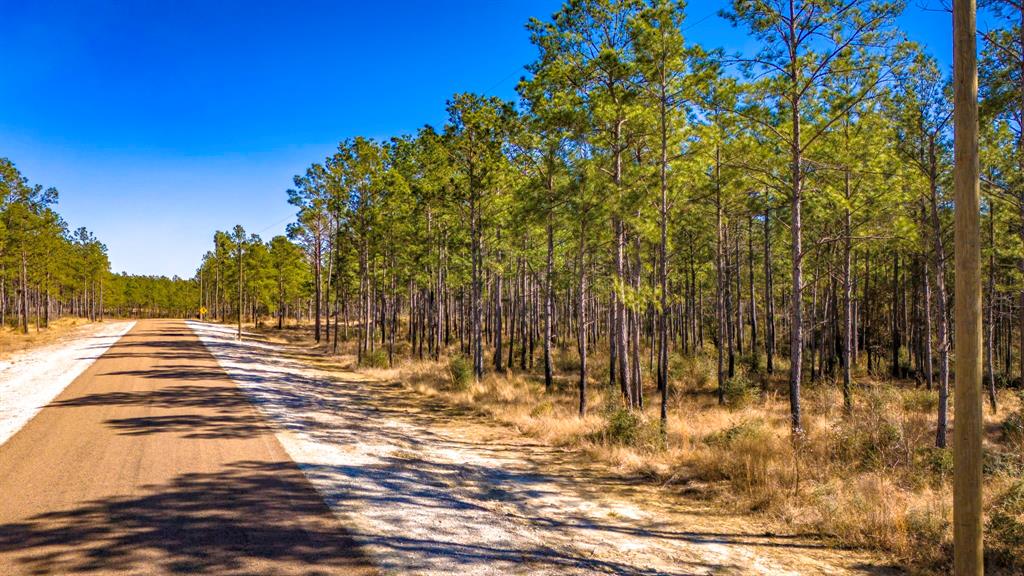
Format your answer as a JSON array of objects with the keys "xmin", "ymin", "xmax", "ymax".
[
  {"xmin": 190, "ymin": 321, "xmax": 899, "ymax": 576},
  {"xmin": 0, "ymin": 320, "xmax": 135, "ymax": 447}
]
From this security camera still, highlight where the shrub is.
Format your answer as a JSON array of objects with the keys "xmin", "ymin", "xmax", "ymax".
[
  {"xmin": 723, "ymin": 374, "xmax": 757, "ymax": 408},
  {"xmin": 984, "ymin": 449, "xmax": 1023, "ymax": 478},
  {"xmin": 603, "ymin": 407, "xmax": 643, "ymax": 445},
  {"xmin": 1002, "ymin": 394, "xmax": 1024, "ymax": 451},
  {"xmin": 700, "ymin": 418, "xmax": 781, "ymax": 500},
  {"xmin": 914, "ymin": 446, "xmax": 953, "ymax": 480},
  {"xmin": 1005, "ymin": 413, "xmax": 1024, "ymax": 445},
  {"xmin": 555, "ymin": 349, "xmax": 581, "ymax": 373},
  {"xmin": 594, "ymin": 406, "xmax": 659, "ymax": 448},
  {"xmin": 739, "ymin": 353, "xmax": 762, "ymax": 375},
  {"xmin": 830, "ymin": 416, "xmax": 909, "ymax": 471},
  {"xmin": 705, "ymin": 418, "xmax": 769, "ymax": 447},
  {"xmin": 806, "ymin": 475, "xmax": 950, "ymax": 570},
  {"xmin": 995, "ymin": 373, "xmax": 1022, "ymax": 390},
  {"xmin": 530, "ymin": 399, "xmax": 554, "ymax": 418},
  {"xmin": 988, "ymin": 481, "xmax": 1024, "ymax": 571},
  {"xmin": 902, "ymin": 388, "xmax": 938, "ymax": 413},
  {"xmin": 447, "ymin": 354, "xmax": 473, "ymax": 391},
  {"xmin": 669, "ymin": 352, "xmax": 713, "ymax": 391},
  {"xmin": 360, "ymin": 348, "xmax": 389, "ymax": 369}
]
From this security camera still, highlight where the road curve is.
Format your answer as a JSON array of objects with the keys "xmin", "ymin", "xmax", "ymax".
[{"xmin": 0, "ymin": 319, "xmax": 377, "ymax": 575}]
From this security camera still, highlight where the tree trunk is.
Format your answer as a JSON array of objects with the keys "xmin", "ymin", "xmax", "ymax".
[
  {"xmin": 924, "ymin": 259, "xmax": 935, "ymax": 392},
  {"xmin": 789, "ymin": 65, "xmax": 805, "ymax": 436},
  {"xmin": 314, "ymin": 236, "xmax": 322, "ymax": 343},
  {"xmin": 715, "ymin": 146, "xmax": 726, "ymax": 406},
  {"xmin": 748, "ymin": 213, "xmax": 759, "ymax": 368},
  {"xmin": 842, "ymin": 173, "xmax": 853, "ymax": 413},
  {"xmin": 19, "ymin": 251, "xmax": 29, "ymax": 335},
  {"xmin": 471, "ymin": 182, "xmax": 483, "ymax": 381},
  {"xmin": 764, "ymin": 197, "xmax": 775, "ymax": 374},
  {"xmin": 545, "ymin": 203, "xmax": 555, "ymax": 392},
  {"xmin": 987, "ymin": 199, "xmax": 998, "ymax": 412},
  {"xmin": 658, "ymin": 89, "xmax": 670, "ymax": 434},
  {"xmin": 578, "ymin": 220, "xmax": 588, "ymax": 418},
  {"xmin": 891, "ymin": 253, "xmax": 901, "ymax": 377},
  {"xmin": 237, "ymin": 241, "xmax": 243, "ymax": 341},
  {"xmin": 929, "ymin": 168, "xmax": 951, "ymax": 448}
]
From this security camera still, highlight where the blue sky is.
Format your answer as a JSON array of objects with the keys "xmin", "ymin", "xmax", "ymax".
[{"xmin": 1, "ymin": 1, "xmax": 955, "ymax": 277}]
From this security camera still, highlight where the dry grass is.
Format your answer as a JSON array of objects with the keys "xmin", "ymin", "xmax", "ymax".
[
  {"xmin": 374, "ymin": 349, "xmax": 1023, "ymax": 573},
  {"xmin": 0, "ymin": 317, "xmax": 95, "ymax": 359},
  {"xmin": 244, "ymin": 320, "xmax": 1024, "ymax": 574}
]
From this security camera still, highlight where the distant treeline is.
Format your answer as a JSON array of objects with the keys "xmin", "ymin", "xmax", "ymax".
[
  {"xmin": 196, "ymin": 227, "xmax": 312, "ymax": 329},
  {"xmin": 0, "ymin": 157, "xmax": 202, "ymax": 328}
]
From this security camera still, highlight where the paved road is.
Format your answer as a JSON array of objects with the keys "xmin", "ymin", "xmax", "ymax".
[{"xmin": 0, "ymin": 319, "xmax": 376, "ymax": 575}]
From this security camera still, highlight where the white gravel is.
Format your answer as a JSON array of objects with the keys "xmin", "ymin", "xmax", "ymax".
[
  {"xmin": 188, "ymin": 321, "xmax": 879, "ymax": 576},
  {"xmin": 0, "ymin": 321, "xmax": 135, "ymax": 447}
]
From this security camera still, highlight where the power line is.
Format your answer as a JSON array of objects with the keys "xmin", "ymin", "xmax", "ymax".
[{"xmin": 254, "ymin": 213, "xmax": 295, "ymax": 236}]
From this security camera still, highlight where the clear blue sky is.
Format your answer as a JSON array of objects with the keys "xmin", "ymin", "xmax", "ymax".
[{"xmin": 0, "ymin": 1, "xmax": 955, "ymax": 277}]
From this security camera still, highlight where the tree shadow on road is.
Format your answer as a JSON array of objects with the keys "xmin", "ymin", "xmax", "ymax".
[
  {"xmin": 103, "ymin": 413, "xmax": 274, "ymax": 439},
  {"xmin": 0, "ymin": 460, "xmax": 377, "ymax": 575}
]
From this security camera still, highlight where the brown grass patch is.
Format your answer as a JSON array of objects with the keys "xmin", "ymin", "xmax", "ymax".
[{"xmin": 0, "ymin": 317, "xmax": 96, "ymax": 359}]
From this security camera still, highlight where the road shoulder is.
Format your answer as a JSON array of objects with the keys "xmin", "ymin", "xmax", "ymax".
[
  {"xmin": 0, "ymin": 320, "xmax": 135, "ymax": 447},
  {"xmin": 190, "ymin": 321, "xmax": 898, "ymax": 576}
]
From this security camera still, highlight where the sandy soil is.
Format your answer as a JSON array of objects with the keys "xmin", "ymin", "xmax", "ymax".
[
  {"xmin": 191, "ymin": 321, "xmax": 900, "ymax": 576},
  {"xmin": 0, "ymin": 320, "xmax": 376, "ymax": 575}
]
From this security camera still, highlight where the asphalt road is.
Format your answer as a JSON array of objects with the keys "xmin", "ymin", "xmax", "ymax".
[{"xmin": 0, "ymin": 319, "xmax": 377, "ymax": 575}]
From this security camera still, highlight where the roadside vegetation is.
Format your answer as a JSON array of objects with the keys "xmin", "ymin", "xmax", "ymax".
[
  {"xmin": 239, "ymin": 326, "xmax": 1018, "ymax": 574},
  {"xmin": 186, "ymin": 1, "xmax": 1024, "ymax": 572}
]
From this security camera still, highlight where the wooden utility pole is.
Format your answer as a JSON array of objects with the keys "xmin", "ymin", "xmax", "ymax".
[{"xmin": 953, "ymin": 0, "xmax": 983, "ymax": 572}]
